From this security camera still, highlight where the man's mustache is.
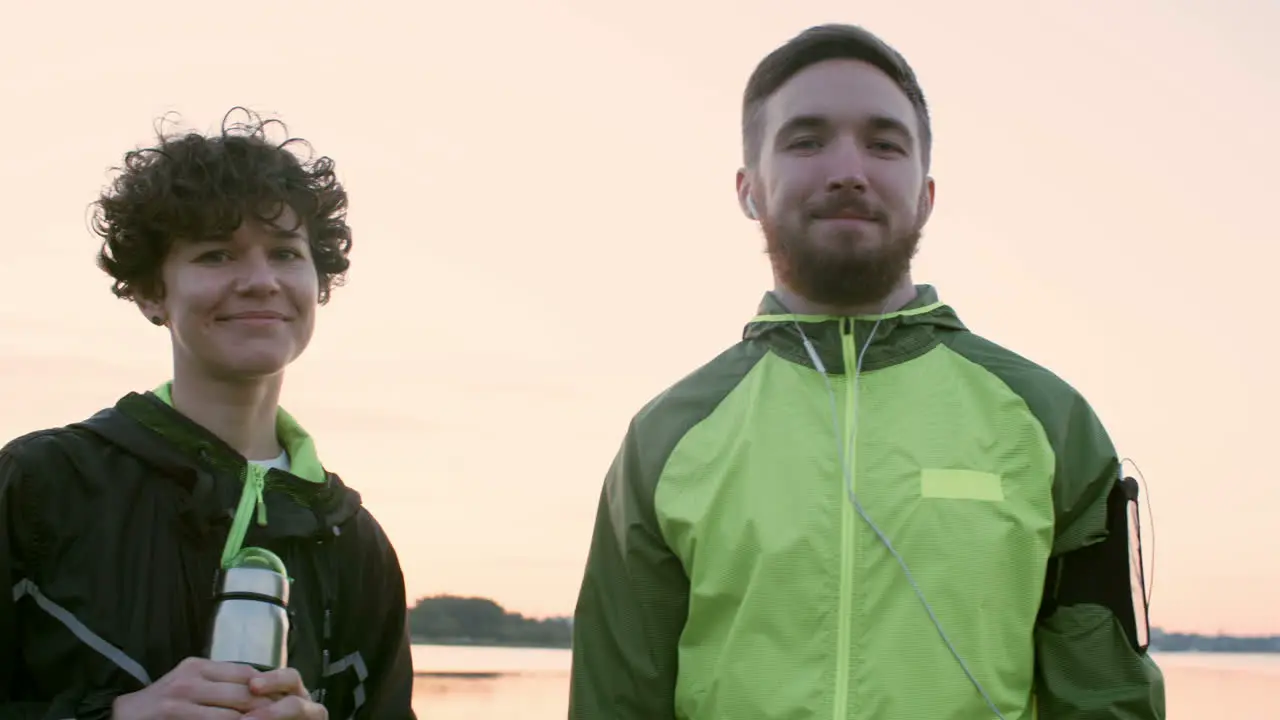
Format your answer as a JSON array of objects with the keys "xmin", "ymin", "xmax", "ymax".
[{"xmin": 808, "ymin": 193, "xmax": 885, "ymax": 222}]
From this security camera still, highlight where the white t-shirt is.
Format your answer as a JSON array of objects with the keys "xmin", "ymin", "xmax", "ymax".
[{"xmin": 250, "ymin": 450, "xmax": 291, "ymax": 473}]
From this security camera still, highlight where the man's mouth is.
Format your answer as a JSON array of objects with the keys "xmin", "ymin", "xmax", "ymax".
[
  {"xmin": 814, "ymin": 212, "xmax": 879, "ymax": 223},
  {"xmin": 812, "ymin": 202, "xmax": 881, "ymax": 223}
]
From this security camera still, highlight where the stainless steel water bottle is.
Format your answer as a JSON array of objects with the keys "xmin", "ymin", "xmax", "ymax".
[{"xmin": 205, "ymin": 547, "xmax": 290, "ymax": 671}]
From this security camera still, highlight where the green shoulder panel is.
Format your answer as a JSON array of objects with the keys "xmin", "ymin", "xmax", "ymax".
[
  {"xmin": 942, "ymin": 332, "xmax": 1117, "ymax": 556},
  {"xmin": 569, "ymin": 339, "xmax": 769, "ymax": 719}
]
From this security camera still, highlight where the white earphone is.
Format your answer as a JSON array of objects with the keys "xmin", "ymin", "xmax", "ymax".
[{"xmin": 746, "ymin": 195, "xmax": 759, "ymax": 220}]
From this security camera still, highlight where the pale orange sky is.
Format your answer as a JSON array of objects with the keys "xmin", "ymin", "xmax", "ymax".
[{"xmin": 2, "ymin": 0, "xmax": 1276, "ymax": 635}]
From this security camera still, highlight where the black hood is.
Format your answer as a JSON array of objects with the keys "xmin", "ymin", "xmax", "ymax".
[{"xmin": 71, "ymin": 392, "xmax": 364, "ymax": 543}]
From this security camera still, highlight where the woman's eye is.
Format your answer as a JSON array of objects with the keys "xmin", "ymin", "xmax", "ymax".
[{"xmin": 195, "ymin": 250, "xmax": 231, "ymax": 263}]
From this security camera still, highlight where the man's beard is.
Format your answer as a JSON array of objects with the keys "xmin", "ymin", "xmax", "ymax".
[{"xmin": 763, "ymin": 213, "xmax": 921, "ymax": 309}]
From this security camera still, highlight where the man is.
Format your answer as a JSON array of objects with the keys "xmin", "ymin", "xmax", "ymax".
[{"xmin": 569, "ymin": 24, "xmax": 1165, "ymax": 720}]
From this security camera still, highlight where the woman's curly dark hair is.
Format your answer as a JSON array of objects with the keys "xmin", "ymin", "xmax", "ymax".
[{"xmin": 92, "ymin": 107, "xmax": 352, "ymax": 304}]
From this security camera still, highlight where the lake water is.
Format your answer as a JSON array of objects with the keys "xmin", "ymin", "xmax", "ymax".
[{"xmin": 411, "ymin": 644, "xmax": 1280, "ymax": 718}]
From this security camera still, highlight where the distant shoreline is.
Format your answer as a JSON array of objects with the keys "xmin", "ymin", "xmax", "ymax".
[
  {"xmin": 409, "ymin": 639, "xmax": 1278, "ymax": 655},
  {"xmin": 407, "ymin": 596, "xmax": 1278, "ymax": 655},
  {"xmin": 1147, "ymin": 630, "xmax": 1280, "ymax": 654},
  {"xmin": 1153, "ymin": 648, "xmax": 1278, "ymax": 654},
  {"xmin": 411, "ymin": 636, "xmax": 570, "ymax": 650}
]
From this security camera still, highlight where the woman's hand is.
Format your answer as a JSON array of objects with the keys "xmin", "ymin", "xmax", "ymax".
[
  {"xmin": 110, "ymin": 656, "xmax": 275, "ymax": 718},
  {"xmin": 242, "ymin": 667, "xmax": 328, "ymax": 720}
]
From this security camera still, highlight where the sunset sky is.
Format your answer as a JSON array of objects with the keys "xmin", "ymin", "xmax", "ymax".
[{"xmin": 2, "ymin": 0, "xmax": 1276, "ymax": 635}]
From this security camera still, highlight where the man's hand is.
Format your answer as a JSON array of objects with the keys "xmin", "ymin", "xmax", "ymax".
[
  {"xmin": 243, "ymin": 667, "xmax": 328, "ymax": 720},
  {"xmin": 110, "ymin": 656, "xmax": 275, "ymax": 718}
]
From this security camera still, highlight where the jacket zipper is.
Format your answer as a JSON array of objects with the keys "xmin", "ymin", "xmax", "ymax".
[{"xmin": 833, "ymin": 317, "xmax": 860, "ymax": 719}]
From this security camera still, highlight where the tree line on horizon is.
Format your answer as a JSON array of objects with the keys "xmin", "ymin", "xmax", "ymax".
[
  {"xmin": 408, "ymin": 594, "xmax": 572, "ymax": 648},
  {"xmin": 1149, "ymin": 627, "xmax": 1279, "ymax": 653},
  {"xmin": 407, "ymin": 594, "xmax": 1278, "ymax": 653}
]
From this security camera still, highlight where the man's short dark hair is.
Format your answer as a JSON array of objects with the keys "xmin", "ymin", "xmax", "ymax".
[
  {"xmin": 92, "ymin": 107, "xmax": 353, "ymax": 304},
  {"xmin": 742, "ymin": 24, "xmax": 932, "ymax": 171}
]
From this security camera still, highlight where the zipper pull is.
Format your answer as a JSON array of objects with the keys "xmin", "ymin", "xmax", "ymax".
[{"xmin": 253, "ymin": 466, "xmax": 268, "ymax": 526}]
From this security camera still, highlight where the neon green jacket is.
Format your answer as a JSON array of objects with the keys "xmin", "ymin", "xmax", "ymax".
[{"xmin": 569, "ymin": 286, "xmax": 1165, "ymax": 720}]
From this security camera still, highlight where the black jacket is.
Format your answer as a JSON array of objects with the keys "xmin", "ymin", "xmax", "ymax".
[{"xmin": 0, "ymin": 391, "xmax": 416, "ymax": 719}]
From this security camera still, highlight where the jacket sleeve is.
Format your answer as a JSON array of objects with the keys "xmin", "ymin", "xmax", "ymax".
[
  {"xmin": 355, "ymin": 518, "xmax": 416, "ymax": 719},
  {"xmin": 0, "ymin": 448, "xmax": 50, "ymax": 720},
  {"xmin": 1033, "ymin": 405, "xmax": 1166, "ymax": 719},
  {"xmin": 568, "ymin": 421, "xmax": 690, "ymax": 720},
  {"xmin": 0, "ymin": 443, "xmax": 123, "ymax": 720}
]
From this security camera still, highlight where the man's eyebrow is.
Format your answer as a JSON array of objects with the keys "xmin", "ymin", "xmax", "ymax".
[
  {"xmin": 774, "ymin": 113, "xmax": 916, "ymax": 143},
  {"xmin": 774, "ymin": 114, "xmax": 829, "ymax": 140},
  {"xmin": 866, "ymin": 114, "xmax": 914, "ymax": 141}
]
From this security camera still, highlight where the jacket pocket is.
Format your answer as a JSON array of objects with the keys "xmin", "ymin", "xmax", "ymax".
[{"xmin": 919, "ymin": 469, "xmax": 1004, "ymax": 501}]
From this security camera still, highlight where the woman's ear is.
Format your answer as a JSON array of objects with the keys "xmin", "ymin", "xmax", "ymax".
[{"xmin": 136, "ymin": 297, "xmax": 166, "ymax": 327}]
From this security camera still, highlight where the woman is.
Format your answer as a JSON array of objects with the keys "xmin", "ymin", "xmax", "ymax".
[{"xmin": 0, "ymin": 109, "xmax": 415, "ymax": 719}]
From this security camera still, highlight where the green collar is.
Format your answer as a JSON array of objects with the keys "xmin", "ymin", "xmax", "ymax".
[
  {"xmin": 151, "ymin": 381, "xmax": 326, "ymax": 484},
  {"xmin": 743, "ymin": 285, "xmax": 967, "ymax": 373},
  {"xmin": 150, "ymin": 381, "xmax": 327, "ymax": 570}
]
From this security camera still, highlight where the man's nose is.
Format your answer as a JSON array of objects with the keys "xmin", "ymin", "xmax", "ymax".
[{"xmin": 825, "ymin": 138, "xmax": 870, "ymax": 193}]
